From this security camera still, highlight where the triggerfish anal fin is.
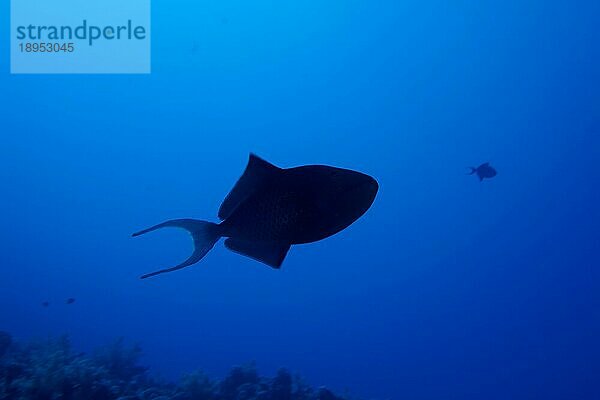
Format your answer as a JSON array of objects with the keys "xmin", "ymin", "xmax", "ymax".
[
  {"xmin": 218, "ymin": 154, "xmax": 281, "ymax": 221},
  {"xmin": 224, "ymin": 238, "xmax": 290, "ymax": 268},
  {"xmin": 132, "ymin": 219, "xmax": 221, "ymax": 279}
]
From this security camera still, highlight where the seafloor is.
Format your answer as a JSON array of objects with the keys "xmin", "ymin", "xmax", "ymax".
[{"xmin": 0, "ymin": 331, "xmax": 354, "ymax": 400}]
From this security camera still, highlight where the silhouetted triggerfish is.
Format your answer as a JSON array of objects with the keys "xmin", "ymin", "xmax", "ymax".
[
  {"xmin": 66, "ymin": 298, "xmax": 76, "ymax": 304},
  {"xmin": 133, "ymin": 154, "xmax": 378, "ymax": 279},
  {"xmin": 468, "ymin": 162, "xmax": 497, "ymax": 181}
]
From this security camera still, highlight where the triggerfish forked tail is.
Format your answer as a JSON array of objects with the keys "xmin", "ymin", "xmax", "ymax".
[{"xmin": 132, "ymin": 154, "xmax": 378, "ymax": 279}]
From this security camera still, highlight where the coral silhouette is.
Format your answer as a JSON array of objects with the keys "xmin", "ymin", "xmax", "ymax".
[
  {"xmin": 0, "ymin": 332, "xmax": 356, "ymax": 400},
  {"xmin": 0, "ymin": 332, "xmax": 11, "ymax": 359}
]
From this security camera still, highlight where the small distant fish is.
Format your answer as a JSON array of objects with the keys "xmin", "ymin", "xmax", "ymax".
[
  {"xmin": 42, "ymin": 301, "xmax": 49, "ymax": 307},
  {"xmin": 66, "ymin": 298, "xmax": 76, "ymax": 304},
  {"xmin": 133, "ymin": 154, "xmax": 378, "ymax": 279},
  {"xmin": 468, "ymin": 162, "xmax": 497, "ymax": 181}
]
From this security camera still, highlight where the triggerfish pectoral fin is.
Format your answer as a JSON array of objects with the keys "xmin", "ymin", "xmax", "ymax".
[{"xmin": 132, "ymin": 219, "xmax": 222, "ymax": 279}]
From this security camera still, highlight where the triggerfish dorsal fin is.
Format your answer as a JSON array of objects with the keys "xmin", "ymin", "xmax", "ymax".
[
  {"xmin": 224, "ymin": 238, "xmax": 290, "ymax": 268},
  {"xmin": 218, "ymin": 154, "xmax": 281, "ymax": 220}
]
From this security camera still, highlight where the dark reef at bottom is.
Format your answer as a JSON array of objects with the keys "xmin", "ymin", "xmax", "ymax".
[{"xmin": 0, "ymin": 331, "xmax": 356, "ymax": 400}]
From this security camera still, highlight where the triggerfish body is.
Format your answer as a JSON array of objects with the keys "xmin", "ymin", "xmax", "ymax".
[
  {"xmin": 468, "ymin": 162, "xmax": 497, "ymax": 181},
  {"xmin": 133, "ymin": 154, "xmax": 378, "ymax": 279}
]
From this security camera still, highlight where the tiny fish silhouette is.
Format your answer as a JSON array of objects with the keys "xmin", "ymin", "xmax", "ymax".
[
  {"xmin": 66, "ymin": 298, "xmax": 75, "ymax": 304},
  {"xmin": 133, "ymin": 154, "xmax": 378, "ymax": 279},
  {"xmin": 468, "ymin": 162, "xmax": 497, "ymax": 181},
  {"xmin": 42, "ymin": 301, "xmax": 49, "ymax": 307}
]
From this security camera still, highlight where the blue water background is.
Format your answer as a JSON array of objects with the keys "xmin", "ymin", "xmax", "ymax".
[{"xmin": 1, "ymin": 1, "xmax": 599, "ymax": 399}]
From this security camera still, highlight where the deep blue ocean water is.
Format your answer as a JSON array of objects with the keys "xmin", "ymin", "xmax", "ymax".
[{"xmin": 1, "ymin": 1, "xmax": 599, "ymax": 399}]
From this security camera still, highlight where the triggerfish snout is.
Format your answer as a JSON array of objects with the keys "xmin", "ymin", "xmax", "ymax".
[{"xmin": 132, "ymin": 154, "xmax": 378, "ymax": 279}]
